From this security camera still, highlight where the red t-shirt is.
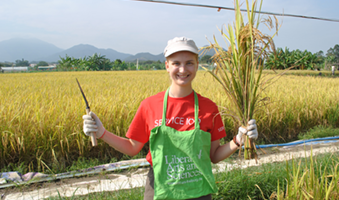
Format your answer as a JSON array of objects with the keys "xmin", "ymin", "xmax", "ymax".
[{"xmin": 126, "ymin": 90, "xmax": 226, "ymax": 165}]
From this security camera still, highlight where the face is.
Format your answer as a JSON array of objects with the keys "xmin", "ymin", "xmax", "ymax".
[{"xmin": 165, "ymin": 51, "xmax": 199, "ymax": 89}]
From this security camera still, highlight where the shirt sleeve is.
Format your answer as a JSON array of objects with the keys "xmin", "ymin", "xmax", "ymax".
[
  {"xmin": 210, "ymin": 106, "xmax": 227, "ymax": 141},
  {"xmin": 125, "ymin": 101, "xmax": 149, "ymax": 144}
]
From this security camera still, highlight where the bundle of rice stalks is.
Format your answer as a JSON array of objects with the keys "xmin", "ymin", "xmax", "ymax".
[{"xmin": 202, "ymin": 0, "xmax": 279, "ymax": 160}]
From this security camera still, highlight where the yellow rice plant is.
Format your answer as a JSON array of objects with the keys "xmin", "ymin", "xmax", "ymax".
[
  {"xmin": 1, "ymin": 71, "xmax": 339, "ymax": 172},
  {"xmin": 0, "ymin": 71, "xmax": 169, "ymax": 172}
]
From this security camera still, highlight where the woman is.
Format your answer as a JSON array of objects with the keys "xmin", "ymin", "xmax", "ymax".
[{"xmin": 83, "ymin": 36, "xmax": 258, "ymax": 200}]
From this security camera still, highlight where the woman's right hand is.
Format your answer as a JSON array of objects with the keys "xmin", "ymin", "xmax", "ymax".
[{"xmin": 83, "ymin": 111, "xmax": 106, "ymax": 138}]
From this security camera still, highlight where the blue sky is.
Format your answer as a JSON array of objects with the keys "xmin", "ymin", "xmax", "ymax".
[{"xmin": 0, "ymin": 0, "xmax": 338, "ymax": 55}]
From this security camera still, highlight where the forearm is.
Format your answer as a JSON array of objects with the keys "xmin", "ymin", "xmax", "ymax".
[
  {"xmin": 210, "ymin": 140, "xmax": 239, "ymax": 163},
  {"xmin": 100, "ymin": 130, "xmax": 144, "ymax": 157}
]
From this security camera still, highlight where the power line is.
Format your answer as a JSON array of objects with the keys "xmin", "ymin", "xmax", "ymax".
[{"xmin": 131, "ymin": 0, "xmax": 339, "ymax": 23}]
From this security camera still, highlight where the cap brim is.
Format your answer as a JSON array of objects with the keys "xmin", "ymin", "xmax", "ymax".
[{"xmin": 164, "ymin": 45, "xmax": 199, "ymax": 57}]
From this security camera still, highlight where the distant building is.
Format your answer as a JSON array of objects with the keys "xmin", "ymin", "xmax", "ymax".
[
  {"xmin": 1, "ymin": 66, "xmax": 29, "ymax": 72},
  {"xmin": 38, "ymin": 66, "xmax": 56, "ymax": 71}
]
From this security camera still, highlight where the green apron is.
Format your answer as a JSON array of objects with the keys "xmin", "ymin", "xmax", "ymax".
[{"xmin": 149, "ymin": 89, "xmax": 217, "ymax": 200}]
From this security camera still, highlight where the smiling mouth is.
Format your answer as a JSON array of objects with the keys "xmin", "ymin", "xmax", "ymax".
[{"xmin": 177, "ymin": 74, "xmax": 189, "ymax": 79}]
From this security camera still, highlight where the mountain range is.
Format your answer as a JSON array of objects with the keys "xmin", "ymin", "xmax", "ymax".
[{"xmin": 0, "ymin": 38, "xmax": 216, "ymax": 63}]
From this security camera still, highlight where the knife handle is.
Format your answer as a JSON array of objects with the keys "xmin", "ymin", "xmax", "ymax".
[{"xmin": 86, "ymin": 108, "xmax": 97, "ymax": 146}]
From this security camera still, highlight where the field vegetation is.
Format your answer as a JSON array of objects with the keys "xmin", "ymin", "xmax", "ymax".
[
  {"xmin": 42, "ymin": 151, "xmax": 339, "ymax": 200},
  {"xmin": 1, "ymin": 70, "xmax": 339, "ymax": 174}
]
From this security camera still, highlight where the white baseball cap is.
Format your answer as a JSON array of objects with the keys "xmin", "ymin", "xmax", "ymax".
[{"xmin": 164, "ymin": 37, "xmax": 199, "ymax": 58}]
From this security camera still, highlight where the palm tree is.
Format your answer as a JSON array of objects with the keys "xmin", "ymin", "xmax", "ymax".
[
  {"xmin": 58, "ymin": 55, "xmax": 73, "ymax": 71},
  {"xmin": 87, "ymin": 53, "xmax": 111, "ymax": 70},
  {"xmin": 265, "ymin": 47, "xmax": 291, "ymax": 69}
]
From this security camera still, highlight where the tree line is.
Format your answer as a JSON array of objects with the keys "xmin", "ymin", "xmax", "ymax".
[
  {"xmin": 199, "ymin": 44, "xmax": 339, "ymax": 70},
  {"xmin": 0, "ymin": 59, "xmax": 50, "ymax": 68},
  {"xmin": 57, "ymin": 53, "xmax": 164, "ymax": 71},
  {"xmin": 0, "ymin": 54, "xmax": 165, "ymax": 71},
  {"xmin": 1, "ymin": 44, "xmax": 338, "ymax": 71}
]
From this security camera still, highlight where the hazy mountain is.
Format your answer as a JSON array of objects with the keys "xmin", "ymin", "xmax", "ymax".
[
  {"xmin": 41, "ymin": 44, "xmax": 133, "ymax": 62},
  {"xmin": 0, "ymin": 38, "xmax": 220, "ymax": 63},
  {"xmin": 124, "ymin": 52, "xmax": 165, "ymax": 62},
  {"xmin": 0, "ymin": 38, "xmax": 134, "ymax": 63},
  {"xmin": 124, "ymin": 48, "xmax": 220, "ymax": 63},
  {"xmin": 0, "ymin": 38, "xmax": 63, "ymax": 62}
]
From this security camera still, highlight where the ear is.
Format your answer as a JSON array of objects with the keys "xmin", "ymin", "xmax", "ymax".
[{"xmin": 165, "ymin": 60, "xmax": 170, "ymax": 72}]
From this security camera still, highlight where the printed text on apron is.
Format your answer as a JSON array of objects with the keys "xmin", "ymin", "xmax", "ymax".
[{"xmin": 149, "ymin": 89, "xmax": 217, "ymax": 200}]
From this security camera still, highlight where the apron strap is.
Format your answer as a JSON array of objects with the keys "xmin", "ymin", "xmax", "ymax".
[
  {"xmin": 162, "ymin": 88, "xmax": 200, "ymax": 129},
  {"xmin": 194, "ymin": 91, "xmax": 199, "ymax": 129},
  {"xmin": 162, "ymin": 89, "xmax": 170, "ymax": 125}
]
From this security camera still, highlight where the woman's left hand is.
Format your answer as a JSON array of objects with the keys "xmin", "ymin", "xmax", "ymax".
[
  {"xmin": 246, "ymin": 119, "xmax": 258, "ymax": 140},
  {"xmin": 236, "ymin": 119, "xmax": 258, "ymax": 145}
]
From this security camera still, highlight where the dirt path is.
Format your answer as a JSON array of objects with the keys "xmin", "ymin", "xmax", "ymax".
[{"xmin": 1, "ymin": 141, "xmax": 339, "ymax": 200}]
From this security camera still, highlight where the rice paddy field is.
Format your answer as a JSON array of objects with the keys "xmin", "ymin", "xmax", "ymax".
[{"xmin": 1, "ymin": 70, "xmax": 339, "ymax": 173}]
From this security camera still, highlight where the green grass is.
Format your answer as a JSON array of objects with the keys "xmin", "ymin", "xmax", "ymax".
[
  {"xmin": 216, "ymin": 151, "xmax": 339, "ymax": 199},
  {"xmin": 298, "ymin": 126, "xmax": 339, "ymax": 140},
  {"xmin": 41, "ymin": 151, "xmax": 339, "ymax": 200},
  {"xmin": 0, "ymin": 150, "xmax": 146, "ymax": 175},
  {"xmin": 45, "ymin": 187, "xmax": 145, "ymax": 200}
]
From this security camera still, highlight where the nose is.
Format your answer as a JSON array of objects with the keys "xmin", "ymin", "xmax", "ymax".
[{"xmin": 178, "ymin": 65, "xmax": 185, "ymax": 73}]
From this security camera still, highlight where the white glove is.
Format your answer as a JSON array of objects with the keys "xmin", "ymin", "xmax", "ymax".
[
  {"xmin": 83, "ymin": 112, "xmax": 105, "ymax": 138},
  {"xmin": 236, "ymin": 119, "xmax": 258, "ymax": 145}
]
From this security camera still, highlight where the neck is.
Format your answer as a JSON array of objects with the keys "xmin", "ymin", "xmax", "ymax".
[{"xmin": 169, "ymin": 85, "xmax": 193, "ymax": 98}]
